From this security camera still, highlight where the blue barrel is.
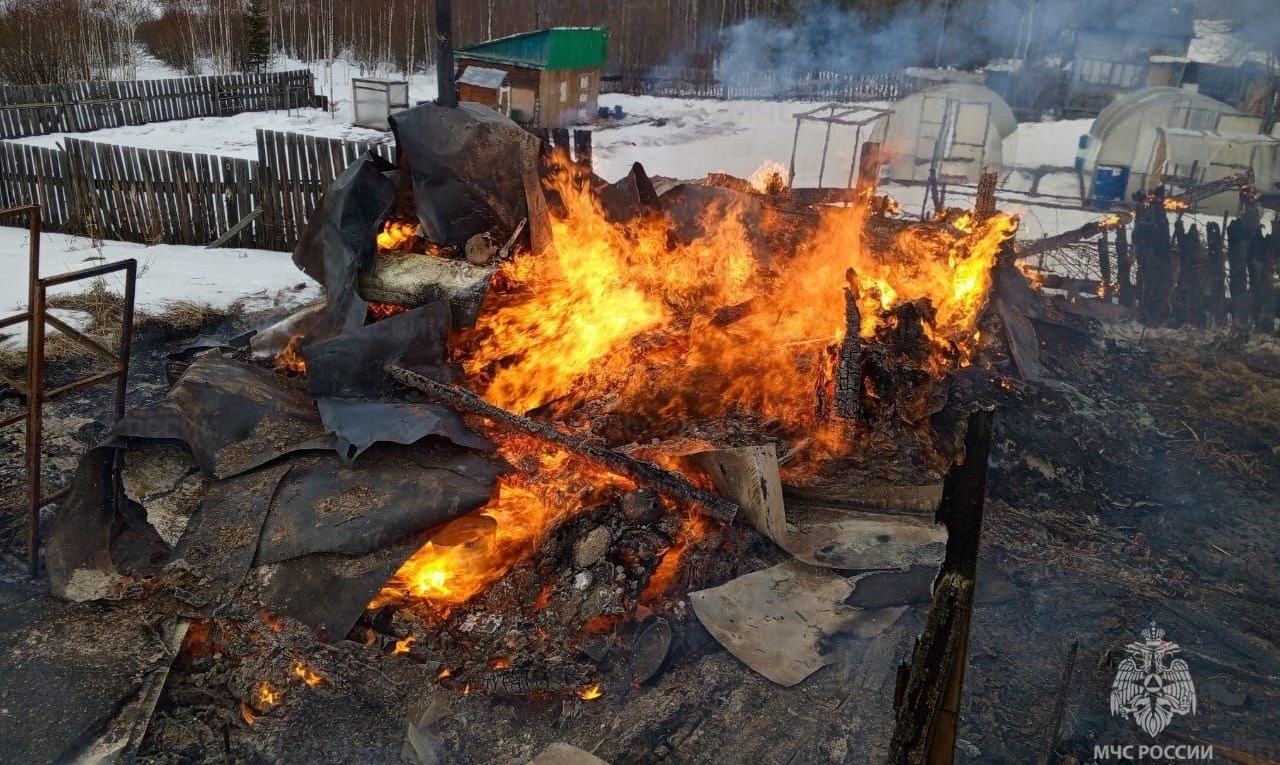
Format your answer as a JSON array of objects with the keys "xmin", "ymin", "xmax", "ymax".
[{"xmin": 1092, "ymin": 165, "xmax": 1130, "ymax": 209}]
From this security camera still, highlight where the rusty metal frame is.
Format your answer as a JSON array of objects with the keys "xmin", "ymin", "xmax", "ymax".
[{"xmin": 0, "ymin": 204, "xmax": 137, "ymax": 576}]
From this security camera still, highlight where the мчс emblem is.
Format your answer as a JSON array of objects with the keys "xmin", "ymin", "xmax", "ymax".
[{"xmin": 1110, "ymin": 622, "xmax": 1197, "ymax": 737}]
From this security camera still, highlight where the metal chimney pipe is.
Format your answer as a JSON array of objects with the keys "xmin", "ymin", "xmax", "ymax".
[{"xmin": 436, "ymin": 0, "xmax": 457, "ymax": 107}]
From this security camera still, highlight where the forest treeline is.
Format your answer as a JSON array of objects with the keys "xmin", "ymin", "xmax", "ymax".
[{"xmin": 0, "ymin": 0, "xmax": 1205, "ymax": 86}]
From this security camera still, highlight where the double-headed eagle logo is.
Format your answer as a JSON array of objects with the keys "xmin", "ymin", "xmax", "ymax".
[{"xmin": 1110, "ymin": 622, "xmax": 1197, "ymax": 737}]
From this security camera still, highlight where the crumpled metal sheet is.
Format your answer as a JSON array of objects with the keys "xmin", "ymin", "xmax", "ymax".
[
  {"xmin": 303, "ymin": 301, "xmax": 454, "ymax": 400},
  {"xmin": 781, "ymin": 506, "xmax": 947, "ymax": 571},
  {"xmin": 44, "ymin": 443, "xmax": 122, "ymax": 602},
  {"xmin": 389, "ymin": 102, "xmax": 538, "ymax": 246},
  {"xmin": 254, "ymin": 444, "xmax": 499, "ymax": 565},
  {"xmin": 316, "ymin": 398, "xmax": 493, "ymax": 467},
  {"xmin": 292, "ymin": 153, "xmax": 397, "ymax": 333},
  {"xmin": 170, "ymin": 462, "xmax": 292, "ymax": 608},
  {"xmin": 690, "ymin": 559, "xmax": 906, "ymax": 687},
  {"xmin": 113, "ymin": 353, "xmax": 332, "ymax": 479}
]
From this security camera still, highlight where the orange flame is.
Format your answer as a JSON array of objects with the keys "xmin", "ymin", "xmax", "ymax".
[
  {"xmin": 240, "ymin": 702, "xmax": 257, "ymax": 725},
  {"xmin": 437, "ymin": 667, "xmax": 452, "ymax": 680},
  {"xmin": 373, "ymin": 435, "xmax": 633, "ymax": 610},
  {"xmin": 392, "ymin": 635, "xmax": 415, "ymax": 656},
  {"xmin": 578, "ymin": 683, "xmax": 603, "ymax": 700},
  {"xmin": 255, "ymin": 681, "xmax": 280, "ymax": 707},
  {"xmin": 749, "ymin": 160, "xmax": 788, "ymax": 194},
  {"xmin": 458, "ymin": 158, "xmax": 1017, "ymax": 468},
  {"xmin": 274, "ymin": 334, "xmax": 307, "ymax": 375},
  {"xmin": 292, "ymin": 662, "xmax": 323, "ymax": 687},
  {"xmin": 259, "ymin": 609, "xmax": 285, "ymax": 632},
  {"xmin": 489, "ymin": 657, "xmax": 511, "ymax": 669},
  {"xmin": 1163, "ymin": 197, "xmax": 1190, "ymax": 211},
  {"xmin": 377, "ymin": 219, "xmax": 419, "ymax": 251}
]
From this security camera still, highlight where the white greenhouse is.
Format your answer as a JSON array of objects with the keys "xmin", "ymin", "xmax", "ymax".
[
  {"xmin": 1076, "ymin": 86, "xmax": 1275, "ymax": 212},
  {"xmin": 880, "ymin": 83, "xmax": 1018, "ymax": 185}
]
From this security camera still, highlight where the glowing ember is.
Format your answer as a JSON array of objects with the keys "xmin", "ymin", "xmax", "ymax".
[
  {"xmin": 489, "ymin": 657, "xmax": 511, "ymax": 669},
  {"xmin": 377, "ymin": 219, "xmax": 419, "ymax": 251},
  {"xmin": 749, "ymin": 160, "xmax": 788, "ymax": 194},
  {"xmin": 437, "ymin": 667, "xmax": 452, "ymax": 680},
  {"xmin": 578, "ymin": 684, "xmax": 603, "ymax": 700},
  {"xmin": 533, "ymin": 582, "xmax": 555, "ymax": 611},
  {"xmin": 274, "ymin": 334, "xmax": 307, "ymax": 375},
  {"xmin": 259, "ymin": 609, "xmax": 285, "ymax": 632},
  {"xmin": 373, "ymin": 435, "xmax": 633, "ymax": 609},
  {"xmin": 240, "ymin": 702, "xmax": 256, "ymax": 725},
  {"xmin": 369, "ymin": 302, "xmax": 409, "ymax": 320},
  {"xmin": 255, "ymin": 681, "xmax": 280, "ymax": 707},
  {"xmin": 392, "ymin": 635, "xmax": 415, "ymax": 656},
  {"xmin": 292, "ymin": 662, "xmax": 323, "ymax": 687}
]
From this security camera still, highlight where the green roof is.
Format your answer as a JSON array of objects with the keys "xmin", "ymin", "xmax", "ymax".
[{"xmin": 456, "ymin": 27, "xmax": 609, "ymax": 71}]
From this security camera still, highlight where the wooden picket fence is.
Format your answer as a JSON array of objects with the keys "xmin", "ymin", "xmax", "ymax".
[
  {"xmin": 0, "ymin": 70, "xmax": 315, "ymax": 140},
  {"xmin": 601, "ymin": 65, "xmax": 923, "ymax": 102},
  {"xmin": 0, "ymin": 129, "xmax": 394, "ymax": 251}
]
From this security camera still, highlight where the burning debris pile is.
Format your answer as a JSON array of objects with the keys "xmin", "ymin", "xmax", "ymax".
[{"xmin": 40, "ymin": 100, "xmax": 1019, "ymax": 748}]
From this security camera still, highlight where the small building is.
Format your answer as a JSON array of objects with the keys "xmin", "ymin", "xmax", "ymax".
[
  {"xmin": 880, "ymin": 83, "xmax": 1018, "ymax": 185},
  {"xmin": 1076, "ymin": 86, "xmax": 1261, "ymax": 207},
  {"xmin": 1066, "ymin": 1, "xmax": 1195, "ymax": 116},
  {"xmin": 455, "ymin": 27, "xmax": 609, "ymax": 128}
]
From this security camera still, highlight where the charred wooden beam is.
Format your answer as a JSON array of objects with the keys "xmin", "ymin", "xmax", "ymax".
[
  {"xmin": 1097, "ymin": 231, "xmax": 1111, "ymax": 299},
  {"xmin": 1227, "ymin": 218, "xmax": 1252, "ymax": 326},
  {"xmin": 1165, "ymin": 169, "xmax": 1253, "ymax": 208},
  {"xmin": 887, "ymin": 408, "xmax": 992, "ymax": 765},
  {"xmin": 358, "ymin": 253, "xmax": 495, "ymax": 328},
  {"xmin": 384, "ymin": 364, "xmax": 740, "ymax": 522},
  {"xmin": 1206, "ymin": 222, "xmax": 1226, "ymax": 322},
  {"xmin": 834, "ymin": 277, "xmax": 862, "ymax": 421},
  {"xmin": 1011, "ymin": 212, "xmax": 1134, "ymax": 262},
  {"xmin": 1115, "ymin": 224, "xmax": 1134, "ymax": 308},
  {"xmin": 435, "ymin": 0, "xmax": 456, "ymax": 108}
]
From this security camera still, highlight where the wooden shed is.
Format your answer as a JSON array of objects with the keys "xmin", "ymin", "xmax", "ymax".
[{"xmin": 455, "ymin": 27, "xmax": 609, "ymax": 128}]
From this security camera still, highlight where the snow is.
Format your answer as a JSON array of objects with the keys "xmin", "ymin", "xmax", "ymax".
[
  {"xmin": 11, "ymin": 108, "xmax": 390, "ymax": 159},
  {"xmin": 1187, "ymin": 19, "xmax": 1267, "ymax": 67},
  {"xmin": 0, "ymin": 227, "xmax": 319, "ymax": 348}
]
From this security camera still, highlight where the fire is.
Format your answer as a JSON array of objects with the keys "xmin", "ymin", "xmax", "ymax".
[
  {"xmin": 489, "ymin": 657, "xmax": 511, "ymax": 669},
  {"xmin": 533, "ymin": 582, "xmax": 555, "ymax": 611},
  {"xmin": 240, "ymin": 703, "xmax": 256, "ymax": 725},
  {"xmin": 274, "ymin": 334, "xmax": 307, "ymax": 374},
  {"xmin": 373, "ymin": 435, "xmax": 633, "ymax": 609},
  {"xmin": 392, "ymin": 635, "xmax": 415, "ymax": 655},
  {"xmin": 259, "ymin": 609, "xmax": 285, "ymax": 632},
  {"xmin": 459, "ymin": 159, "xmax": 1017, "ymax": 463},
  {"xmin": 292, "ymin": 662, "xmax": 323, "ymax": 687},
  {"xmin": 1100, "ymin": 214, "xmax": 1124, "ymax": 229},
  {"xmin": 437, "ymin": 667, "xmax": 452, "ymax": 680},
  {"xmin": 578, "ymin": 683, "xmax": 603, "ymax": 700},
  {"xmin": 255, "ymin": 681, "xmax": 280, "ymax": 707},
  {"xmin": 369, "ymin": 302, "xmax": 408, "ymax": 320},
  {"xmin": 749, "ymin": 160, "xmax": 788, "ymax": 194},
  {"xmin": 377, "ymin": 219, "xmax": 419, "ymax": 251},
  {"xmin": 642, "ymin": 508, "xmax": 712, "ymax": 602},
  {"xmin": 1163, "ymin": 197, "xmax": 1190, "ymax": 211}
]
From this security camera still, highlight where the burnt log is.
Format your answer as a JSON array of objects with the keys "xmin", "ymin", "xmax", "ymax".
[
  {"xmin": 1227, "ymin": 218, "xmax": 1252, "ymax": 326},
  {"xmin": 1098, "ymin": 232, "xmax": 1111, "ymax": 299},
  {"xmin": 1175, "ymin": 222, "xmax": 1204, "ymax": 327},
  {"xmin": 358, "ymin": 252, "xmax": 496, "ymax": 328},
  {"xmin": 1115, "ymin": 225, "xmax": 1134, "ymax": 307},
  {"xmin": 1251, "ymin": 228, "xmax": 1277, "ymax": 330},
  {"xmin": 1206, "ymin": 222, "xmax": 1226, "ymax": 323},
  {"xmin": 385, "ymin": 364, "xmax": 739, "ymax": 522},
  {"xmin": 1137, "ymin": 194, "xmax": 1174, "ymax": 326},
  {"xmin": 834, "ymin": 280, "xmax": 862, "ymax": 421},
  {"xmin": 1009, "ymin": 212, "xmax": 1132, "ymax": 263}
]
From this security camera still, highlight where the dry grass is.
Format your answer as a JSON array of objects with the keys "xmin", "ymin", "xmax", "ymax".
[
  {"xmin": 0, "ymin": 280, "xmax": 247, "ymax": 377},
  {"xmin": 1145, "ymin": 336, "xmax": 1280, "ymax": 481}
]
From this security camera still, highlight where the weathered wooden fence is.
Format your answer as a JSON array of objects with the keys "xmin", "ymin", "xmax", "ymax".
[
  {"xmin": 0, "ymin": 70, "xmax": 315, "ymax": 140},
  {"xmin": 256, "ymin": 129, "xmax": 394, "ymax": 250},
  {"xmin": 0, "ymin": 129, "xmax": 394, "ymax": 251},
  {"xmin": 602, "ymin": 65, "xmax": 923, "ymax": 102}
]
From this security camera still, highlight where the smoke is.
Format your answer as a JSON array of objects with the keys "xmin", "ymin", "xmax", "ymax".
[{"xmin": 715, "ymin": 0, "xmax": 1197, "ymax": 87}]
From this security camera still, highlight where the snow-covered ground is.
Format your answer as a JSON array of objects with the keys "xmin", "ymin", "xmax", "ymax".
[
  {"xmin": 13, "ymin": 108, "xmax": 389, "ymax": 159},
  {"xmin": 0, "ymin": 227, "xmax": 318, "ymax": 347},
  {"xmin": 0, "ymin": 63, "xmax": 1123, "ymax": 329}
]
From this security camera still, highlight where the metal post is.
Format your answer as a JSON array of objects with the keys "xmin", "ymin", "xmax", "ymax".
[
  {"xmin": 435, "ymin": 0, "xmax": 457, "ymax": 108},
  {"xmin": 787, "ymin": 117, "xmax": 802, "ymax": 189},
  {"xmin": 26, "ymin": 282, "xmax": 46, "ymax": 578},
  {"xmin": 817, "ymin": 119, "xmax": 833, "ymax": 188},
  {"xmin": 846, "ymin": 125, "xmax": 865, "ymax": 189}
]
